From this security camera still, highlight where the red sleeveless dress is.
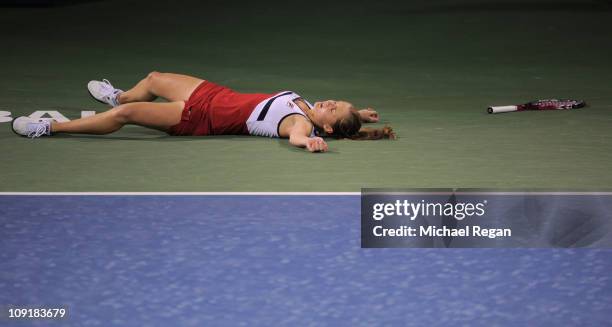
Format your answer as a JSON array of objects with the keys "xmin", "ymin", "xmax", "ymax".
[{"xmin": 167, "ymin": 81, "xmax": 274, "ymax": 136}]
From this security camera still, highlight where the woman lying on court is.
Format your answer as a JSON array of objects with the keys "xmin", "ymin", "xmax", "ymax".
[{"xmin": 12, "ymin": 72, "xmax": 395, "ymax": 152}]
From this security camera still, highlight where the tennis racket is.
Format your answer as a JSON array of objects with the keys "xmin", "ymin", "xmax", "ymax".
[{"xmin": 488, "ymin": 99, "xmax": 586, "ymax": 114}]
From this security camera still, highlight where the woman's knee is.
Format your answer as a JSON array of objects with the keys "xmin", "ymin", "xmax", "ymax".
[
  {"xmin": 146, "ymin": 71, "xmax": 163, "ymax": 84},
  {"xmin": 111, "ymin": 105, "xmax": 135, "ymax": 124}
]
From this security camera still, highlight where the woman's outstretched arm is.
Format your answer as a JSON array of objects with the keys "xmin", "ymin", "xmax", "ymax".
[
  {"xmin": 288, "ymin": 120, "xmax": 328, "ymax": 153},
  {"xmin": 358, "ymin": 108, "xmax": 379, "ymax": 123}
]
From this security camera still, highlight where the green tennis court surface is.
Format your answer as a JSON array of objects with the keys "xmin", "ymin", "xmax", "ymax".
[{"xmin": 1, "ymin": 0, "xmax": 611, "ymax": 191}]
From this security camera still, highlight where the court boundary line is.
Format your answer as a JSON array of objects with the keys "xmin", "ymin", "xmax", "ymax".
[
  {"xmin": 364, "ymin": 192, "xmax": 612, "ymax": 195},
  {"xmin": 0, "ymin": 192, "xmax": 360, "ymax": 196},
  {"xmin": 1, "ymin": 192, "xmax": 611, "ymax": 196}
]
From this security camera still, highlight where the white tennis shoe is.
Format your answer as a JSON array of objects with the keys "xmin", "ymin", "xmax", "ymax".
[
  {"xmin": 12, "ymin": 116, "xmax": 52, "ymax": 138},
  {"xmin": 87, "ymin": 79, "xmax": 123, "ymax": 107}
]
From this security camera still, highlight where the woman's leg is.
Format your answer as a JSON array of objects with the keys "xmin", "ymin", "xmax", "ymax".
[
  {"xmin": 51, "ymin": 101, "xmax": 185, "ymax": 134},
  {"xmin": 118, "ymin": 72, "xmax": 204, "ymax": 104}
]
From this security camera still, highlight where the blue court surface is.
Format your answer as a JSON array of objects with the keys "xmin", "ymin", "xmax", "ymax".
[{"xmin": 1, "ymin": 195, "xmax": 611, "ymax": 326}]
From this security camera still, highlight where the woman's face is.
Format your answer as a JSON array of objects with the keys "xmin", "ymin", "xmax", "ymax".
[{"xmin": 311, "ymin": 100, "xmax": 354, "ymax": 128}]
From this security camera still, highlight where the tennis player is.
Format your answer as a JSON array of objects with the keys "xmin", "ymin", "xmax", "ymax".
[{"xmin": 12, "ymin": 72, "xmax": 394, "ymax": 152}]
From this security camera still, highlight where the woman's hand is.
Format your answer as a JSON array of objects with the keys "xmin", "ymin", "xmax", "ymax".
[
  {"xmin": 306, "ymin": 137, "xmax": 328, "ymax": 152},
  {"xmin": 359, "ymin": 108, "xmax": 379, "ymax": 123}
]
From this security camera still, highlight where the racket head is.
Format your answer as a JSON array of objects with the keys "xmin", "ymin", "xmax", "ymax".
[
  {"xmin": 528, "ymin": 99, "xmax": 587, "ymax": 110},
  {"xmin": 488, "ymin": 99, "xmax": 587, "ymax": 114}
]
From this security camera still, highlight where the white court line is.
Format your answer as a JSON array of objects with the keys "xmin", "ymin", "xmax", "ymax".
[
  {"xmin": 0, "ymin": 192, "xmax": 360, "ymax": 196},
  {"xmin": 0, "ymin": 192, "xmax": 611, "ymax": 196},
  {"xmin": 365, "ymin": 192, "xmax": 612, "ymax": 196}
]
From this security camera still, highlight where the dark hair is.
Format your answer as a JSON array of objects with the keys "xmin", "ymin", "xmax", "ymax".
[
  {"xmin": 329, "ymin": 109, "xmax": 396, "ymax": 140},
  {"xmin": 330, "ymin": 110, "xmax": 362, "ymax": 138}
]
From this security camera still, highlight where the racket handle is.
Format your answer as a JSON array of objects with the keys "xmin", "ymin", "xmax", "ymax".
[{"xmin": 488, "ymin": 105, "xmax": 518, "ymax": 114}]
